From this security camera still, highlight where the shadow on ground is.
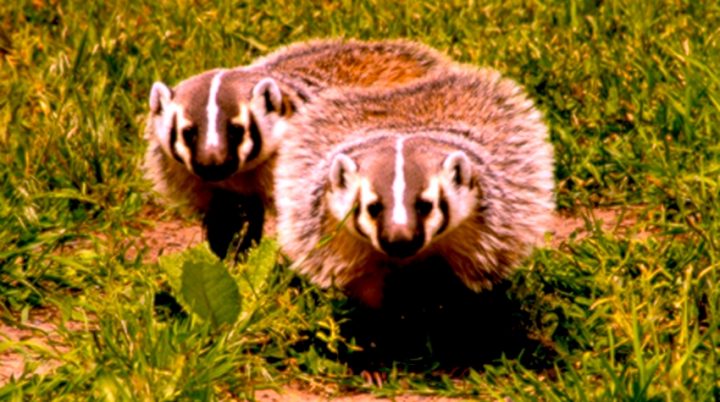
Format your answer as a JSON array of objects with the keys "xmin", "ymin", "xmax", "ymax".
[{"xmin": 326, "ymin": 257, "xmax": 557, "ymax": 373}]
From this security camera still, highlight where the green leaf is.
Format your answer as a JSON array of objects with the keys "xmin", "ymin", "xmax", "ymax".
[
  {"xmin": 235, "ymin": 238, "xmax": 279, "ymax": 301},
  {"xmin": 158, "ymin": 247, "xmax": 185, "ymax": 292},
  {"xmin": 159, "ymin": 244, "xmax": 242, "ymax": 328},
  {"xmin": 180, "ymin": 247, "xmax": 241, "ymax": 328}
]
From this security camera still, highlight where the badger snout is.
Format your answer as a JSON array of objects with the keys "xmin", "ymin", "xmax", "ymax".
[
  {"xmin": 192, "ymin": 160, "xmax": 238, "ymax": 181},
  {"xmin": 379, "ymin": 224, "xmax": 424, "ymax": 259}
]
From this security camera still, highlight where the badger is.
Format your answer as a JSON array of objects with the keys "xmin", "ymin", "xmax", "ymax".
[
  {"xmin": 274, "ymin": 67, "xmax": 555, "ymax": 307},
  {"xmin": 143, "ymin": 38, "xmax": 452, "ymax": 258}
]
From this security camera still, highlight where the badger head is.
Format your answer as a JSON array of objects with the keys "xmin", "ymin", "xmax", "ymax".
[
  {"xmin": 148, "ymin": 69, "xmax": 295, "ymax": 182},
  {"xmin": 327, "ymin": 135, "xmax": 480, "ymax": 259}
]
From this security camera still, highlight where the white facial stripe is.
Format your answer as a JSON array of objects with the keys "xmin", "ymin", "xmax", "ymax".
[
  {"xmin": 328, "ymin": 165, "xmax": 360, "ymax": 225},
  {"xmin": 236, "ymin": 103, "xmax": 255, "ymax": 164},
  {"xmin": 156, "ymin": 102, "xmax": 178, "ymax": 156},
  {"xmin": 269, "ymin": 116, "xmax": 289, "ymax": 147},
  {"xmin": 205, "ymin": 70, "xmax": 226, "ymax": 150},
  {"xmin": 174, "ymin": 110, "xmax": 193, "ymax": 169},
  {"xmin": 239, "ymin": 102, "xmax": 250, "ymax": 126},
  {"xmin": 439, "ymin": 164, "xmax": 479, "ymax": 230},
  {"xmin": 391, "ymin": 137, "xmax": 408, "ymax": 225},
  {"xmin": 358, "ymin": 179, "xmax": 381, "ymax": 249},
  {"xmin": 422, "ymin": 178, "xmax": 444, "ymax": 243},
  {"xmin": 177, "ymin": 107, "xmax": 192, "ymax": 127}
]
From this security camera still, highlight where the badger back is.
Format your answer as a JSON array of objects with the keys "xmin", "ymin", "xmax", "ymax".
[
  {"xmin": 253, "ymin": 38, "xmax": 452, "ymax": 90},
  {"xmin": 280, "ymin": 67, "xmax": 552, "ymax": 188}
]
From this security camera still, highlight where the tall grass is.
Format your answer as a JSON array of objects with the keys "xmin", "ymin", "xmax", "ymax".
[{"xmin": 1, "ymin": 0, "xmax": 718, "ymax": 399}]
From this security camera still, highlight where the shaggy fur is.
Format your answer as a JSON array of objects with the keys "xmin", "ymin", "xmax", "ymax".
[
  {"xmin": 275, "ymin": 67, "xmax": 555, "ymax": 307},
  {"xmin": 143, "ymin": 38, "xmax": 452, "ymax": 257}
]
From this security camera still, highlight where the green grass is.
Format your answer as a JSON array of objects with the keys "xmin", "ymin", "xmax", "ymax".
[{"xmin": 1, "ymin": 0, "xmax": 719, "ymax": 400}]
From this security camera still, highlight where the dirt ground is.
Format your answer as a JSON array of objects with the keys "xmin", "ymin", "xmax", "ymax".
[
  {"xmin": 0, "ymin": 308, "xmax": 83, "ymax": 386},
  {"xmin": 253, "ymin": 386, "xmax": 472, "ymax": 402},
  {"xmin": 0, "ymin": 206, "xmax": 644, "ymax": 399}
]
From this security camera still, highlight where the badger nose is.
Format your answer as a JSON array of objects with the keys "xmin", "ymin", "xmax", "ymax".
[
  {"xmin": 381, "ymin": 239, "xmax": 423, "ymax": 259},
  {"xmin": 192, "ymin": 160, "xmax": 238, "ymax": 181},
  {"xmin": 379, "ymin": 225, "xmax": 423, "ymax": 259}
]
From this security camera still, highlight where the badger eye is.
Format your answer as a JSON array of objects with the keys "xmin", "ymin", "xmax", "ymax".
[
  {"xmin": 415, "ymin": 199, "xmax": 433, "ymax": 217},
  {"xmin": 366, "ymin": 201, "xmax": 383, "ymax": 218},
  {"xmin": 226, "ymin": 122, "xmax": 245, "ymax": 144},
  {"xmin": 182, "ymin": 125, "xmax": 198, "ymax": 145}
]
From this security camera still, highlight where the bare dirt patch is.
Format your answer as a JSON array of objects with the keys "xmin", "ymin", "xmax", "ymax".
[
  {"xmin": 125, "ymin": 208, "xmax": 277, "ymax": 263},
  {"xmin": 548, "ymin": 206, "xmax": 648, "ymax": 247},
  {"xmin": 0, "ymin": 308, "xmax": 87, "ymax": 385},
  {"xmin": 131, "ymin": 218, "xmax": 204, "ymax": 262},
  {"xmin": 253, "ymin": 385, "xmax": 470, "ymax": 402}
]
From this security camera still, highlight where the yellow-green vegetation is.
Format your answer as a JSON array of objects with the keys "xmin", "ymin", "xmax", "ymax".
[{"xmin": 1, "ymin": 0, "xmax": 719, "ymax": 400}]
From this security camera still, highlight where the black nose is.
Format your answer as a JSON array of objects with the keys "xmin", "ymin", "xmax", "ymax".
[
  {"xmin": 192, "ymin": 161, "xmax": 238, "ymax": 182},
  {"xmin": 379, "ymin": 237, "xmax": 424, "ymax": 259}
]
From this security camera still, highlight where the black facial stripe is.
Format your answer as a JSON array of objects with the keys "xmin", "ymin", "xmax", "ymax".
[
  {"xmin": 436, "ymin": 189, "xmax": 450, "ymax": 236},
  {"xmin": 168, "ymin": 114, "xmax": 184, "ymax": 164},
  {"xmin": 182, "ymin": 125, "xmax": 199, "ymax": 149},
  {"xmin": 245, "ymin": 113, "xmax": 263, "ymax": 162},
  {"xmin": 415, "ymin": 215, "xmax": 426, "ymax": 245},
  {"xmin": 226, "ymin": 121, "xmax": 245, "ymax": 148}
]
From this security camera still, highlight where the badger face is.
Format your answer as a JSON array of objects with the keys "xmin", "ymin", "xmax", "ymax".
[
  {"xmin": 328, "ymin": 136, "xmax": 479, "ymax": 259},
  {"xmin": 148, "ymin": 70, "xmax": 292, "ymax": 182}
]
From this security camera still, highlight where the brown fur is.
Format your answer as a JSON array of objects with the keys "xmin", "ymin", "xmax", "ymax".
[
  {"xmin": 255, "ymin": 38, "xmax": 453, "ymax": 89},
  {"xmin": 275, "ymin": 66, "xmax": 554, "ymax": 306},
  {"xmin": 144, "ymin": 38, "xmax": 452, "ymax": 222}
]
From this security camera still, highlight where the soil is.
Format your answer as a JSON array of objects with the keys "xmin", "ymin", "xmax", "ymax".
[
  {"xmin": 0, "ymin": 206, "xmax": 644, "ymax": 399},
  {"xmin": 253, "ymin": 386, "xmax": 470, "ymax": 402},
  {"xmin": 0, "ymin": 307, "xmax": 84, "ymax": 385},
  {"xmin": 548, "ymin": 206, "xmax": 648, "ymax": 247}
]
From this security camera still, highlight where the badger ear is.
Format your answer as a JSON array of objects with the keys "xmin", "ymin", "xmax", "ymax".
[
  {"xmin": 329, "ymin": 153, "xmax": 358, "ymax": 191},
  {"xmin": 252, "ymin": 77, "xmax": 284, "ymax": 115},
  {"xmin": 442, "ymin": 151, "xmax": 472, "ymax": 187},
  {"xmin": 149, "ymin": 82, "xmax": 173, "ymax": 115}
]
